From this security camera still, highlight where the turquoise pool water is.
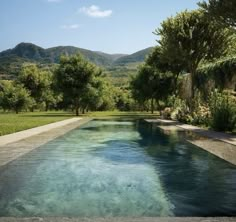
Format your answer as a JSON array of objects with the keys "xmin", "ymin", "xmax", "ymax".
[{"xmin": 0, "ymin": 119, "xmax": 235, "ymax": 217}]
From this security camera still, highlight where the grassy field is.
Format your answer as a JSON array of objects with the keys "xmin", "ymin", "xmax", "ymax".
[
  {"xmin": 0, "ymin": 111, "xmax": 74, "ymax": 136},
  {"xmin": 0, "ymin": 111, "xmax": 159, "ymax": 136}
]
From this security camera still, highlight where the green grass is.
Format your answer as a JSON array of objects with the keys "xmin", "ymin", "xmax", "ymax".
[
  {"xmin": 0, "ymin": 111, "xmax": 74, "ymax": 136},
  {"xmin": 0, "ymin": 111, "xmax": 159, "ymax": 136},
  {"xmin": 83, "ymin": 111, "xmax": 159, "ymax": 119}
]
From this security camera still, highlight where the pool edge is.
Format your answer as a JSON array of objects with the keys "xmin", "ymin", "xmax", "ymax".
[
  {"xmin": 145, "ymin": 119, "xmax": 236, "ymax": 166},
  {"xmin": 0, "ymin": 217, "xmax": 235, "ymax": 222},
  {"xmin": 0, "ymin": 118, "xmax": 92, "ymax": 167}
]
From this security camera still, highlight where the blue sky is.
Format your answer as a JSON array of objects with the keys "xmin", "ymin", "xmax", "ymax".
[{"xmin": 1, "ymin": 0, "xmax": 199, "ymax": 54}]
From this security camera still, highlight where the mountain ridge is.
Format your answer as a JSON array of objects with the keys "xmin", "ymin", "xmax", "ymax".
[
  {"xmin": 0, "ymin": 42, "xmax": 153, "ymax": 65},
  {"xmin": 0, "ymin": 42, "xmax": 153, "ymax": 80}
]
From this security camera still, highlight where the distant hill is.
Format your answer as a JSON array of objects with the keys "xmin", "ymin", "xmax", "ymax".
[
  {"xmin": 114, "ymin": 47, "xmax": 153, "ymax": 65},
  {"xmin": 0, "ymin": 43, "xmax": 113, "ymax": 67},
  {"xmin": 0, "ymin": 42, "xmax": 153, "ymax": 80},
  {"xmin": 95, "ymin": 51, "xmax": 128, "ymax": 62}
]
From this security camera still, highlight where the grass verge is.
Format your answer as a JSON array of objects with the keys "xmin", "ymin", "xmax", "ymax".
[
  {"xmin": 0, "ymin": 111, "xmax": 159, "ymax": 136},
  {"xmin": 0, "ymin": 111, "xmax": 73, "ymax": 136}
]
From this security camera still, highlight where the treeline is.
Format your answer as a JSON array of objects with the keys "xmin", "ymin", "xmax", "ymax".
[
  {"xmin": 130, "ymin": 0, "xmax": 236, "ymax": 132},
  {"xmin": 0, "ymin": 54, "xmax": 138, "ymax": 115}
]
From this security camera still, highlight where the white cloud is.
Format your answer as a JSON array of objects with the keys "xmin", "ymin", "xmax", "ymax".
[
  {"xmin": 79, "ymin": 5, "xmax": 112, "ymax": 18},
  {"xmin": 61, "ymin": 24, "xmax": 80, "ymax": 30}
]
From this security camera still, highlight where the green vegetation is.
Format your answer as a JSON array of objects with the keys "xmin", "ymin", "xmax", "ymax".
[
  {"xmin": 0, "ymin": 111, "xmax": 159, "ymax": 136},
  {"xmin": 0, "ymin": 43, "xmax": 151, "ymax": 85},
  {"xmin": 83, "ymin": 111, "xmax": 159, "ymax": 120},
  {"xmin": 209, "ymin": 90, "xmax": 236, "ymax": 131},
  {"xmin": 55, "ymin": 54, "xmax": 113, "ymax": 116},
  {"xmin": 0, "ymin": 81, "xmax": 33, "ymax": 114},
  {"xmin": 154, "ymin": 9, "xmax": 231, "ymax": 100},
  {"xmin": 199, "ymin": 0, "xmax": 236, "ymax": 27},
  {"xmin": 130, "ymin": 4, "xmax": 236, "ymax": 132},
  {"xmin": 195, "ymin": 56, "xmax": 236, "ymax": 92},
  {"xmin": 0, "ymin": 1, "xmax": 236, "ymax": 134},
  {"xmin": 113, "ymin": 47, "xmax": 153, "ymax": 66},
  {"xmin": 0, "ymin": 111, "xmax": 72, "ymax": 136}
]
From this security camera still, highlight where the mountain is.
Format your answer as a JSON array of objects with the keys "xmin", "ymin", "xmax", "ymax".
[
  {"xmin": 0, "ymin": 43, "xmax": 153, "ymax": 80},
  {"xmin": 95, "ymin": 51, "xmax": 128, "ymax": 62},
  {"xmin": 0, "ymin": 43, "xmax": 113, "ymax": 66},
  {"xmin": 114, "ymin": 47, "xmax": 153, "ymax": 65}
]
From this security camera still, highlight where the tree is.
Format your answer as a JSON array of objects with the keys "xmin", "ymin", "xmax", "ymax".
[
  {"xmin": 154, "ymin": 10, "xmax": 231, "ymax": 101},
  {"xmin": 0, "ymin": 81, "xmax": 32, "ymax": 114},
  {"xmin": 131, "ymin": 65, "xmax": 173, "ymax": 113},
  {"xmin": 146, "ymin": 46, "xmax": 184, "ymax": 94},
  {"xmin": 55, "ymin": 54, "xmax": 98, "ymax": 116},
  {"xmin": 199, "ymin": 0, "xmax": 236, "ymax": 27},
  {"xmin": 18, "ymin": 64, "xmax": 54, "ymax": 111}
]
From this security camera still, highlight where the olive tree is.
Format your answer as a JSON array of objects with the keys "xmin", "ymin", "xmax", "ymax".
[
  {"xmin": 0, "ymin": 81, "xmax": 32, "ymax": 113},
  {"xmin": 55, "ymin": 54, "xmax": 99, "ymax": 116},
  {"xmin": 18, "ymin": 64, "xmax": 54, "ymax": 111}
]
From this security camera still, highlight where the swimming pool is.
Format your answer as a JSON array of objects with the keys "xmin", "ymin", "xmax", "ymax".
[{"xmin": 0, "ymin": 119, "xmax": 235, "ymax": 217}]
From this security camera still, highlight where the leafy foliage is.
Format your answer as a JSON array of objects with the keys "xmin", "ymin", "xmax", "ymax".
[
  {"xmin": 199, "ymin": 0, "xmax": 236, "ymax": 27},
  {"xmin": 55, "ymin": 54, "xmax": 99, "ymax": 116},
  {"xmin": 195, "ymin": 56, "xmax": 236, "ymax": 92},
  {"xmin": 155, "ymin": 9, "xmax": 231, "ymax": 99},
  {"xmin": 0, "ymin": 81, "xmax": 33, "ymax": 113},
  {"xmin": 209, "ymin": 90, "xmax": 236, "ymax": 131},
  {"xmin": 131, "ymin": 64, "xmax": 174, "ymax": 113}
]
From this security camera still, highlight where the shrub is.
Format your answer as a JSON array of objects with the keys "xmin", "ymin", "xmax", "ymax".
[
  {"xmin": 161, "ymin": 107, "xmax": 172, "ymax": 119},
  {"xmin": 209, "ymin": 90, "xmax": 236, "ymax": 131},
  {"xmin": 192, "ymin": 105, "xmax": 210, "ymax": 126}
]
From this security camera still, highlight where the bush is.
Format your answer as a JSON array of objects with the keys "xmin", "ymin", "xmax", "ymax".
[
  {"xmin": 192, "ymin": 105, "xmax": 210, "ymax": 126},
  {"xmin": 209, "ymin": 90, "xmax": 236, "ymax": 131},
  {"xmin": 161, "ymin": 107, "xmax": 172, "ymax": 119}
]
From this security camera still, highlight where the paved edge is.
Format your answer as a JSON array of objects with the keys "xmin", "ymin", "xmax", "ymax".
[
  {"xmin": 0, "ymin": 118, "xmax": 92, "ymax": 167},
  {"xmin": 145, "ymin": 119, "xmax": 236, "ymax": 165},
  {"xmin": 0, "ymin": 118, "xmax": 82, "ymax": 146},
  {"xmin": 145, "ymin": 119, "xmax": 236, "ymax": 146},
  {"xmin": 0, "ymin": 217, "xmax": 235, "ymax": 222}
]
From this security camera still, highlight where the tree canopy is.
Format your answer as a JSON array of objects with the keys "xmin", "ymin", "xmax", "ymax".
[
  {"xmin": 154, "ymin": 9, "xmax": 231, "ymax": 99},
  {"xmin": 199, "ymin": 0, "xmax": 236, "ymax": 27}
]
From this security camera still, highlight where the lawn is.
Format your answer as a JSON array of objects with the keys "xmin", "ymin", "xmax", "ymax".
[
  {"xmin": 0, "ymin": 111, "xmax": 74, "ymax": 136},
  {"xmin": 0, "ymin": 111, "xmax": 159, "ymax": 136}
]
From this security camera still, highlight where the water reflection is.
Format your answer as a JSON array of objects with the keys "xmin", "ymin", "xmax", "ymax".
[{"xmin": 137, "ymin": 121, "xmax": 236, "ymax": 216}]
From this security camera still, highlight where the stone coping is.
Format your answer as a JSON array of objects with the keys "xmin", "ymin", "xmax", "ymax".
[
  {"xmin": 145, "ymin": 119, "xmax": 236, "ymax": 146},
  {"xmin": 145, "ymin": 119, "xmax": 236, "ymax": 165},
  {"xmin": 0, "ymin": 217, "xmax": 235, "ymax": 222},
  {"xmin": 0, "ymin": 118, "xmax": 91, "ymax": 167},
  {"xmin": 0, "ymin": 118, "xmax": 83, "ymax": 147}
]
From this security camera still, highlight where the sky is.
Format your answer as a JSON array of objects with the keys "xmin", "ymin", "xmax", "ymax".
[{"xmin": 0, "ymin": 0, "xmax": 200, "ymax": 54}]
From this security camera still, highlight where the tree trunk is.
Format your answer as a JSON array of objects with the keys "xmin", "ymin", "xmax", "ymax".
[
  {"xmin": 75, "ymin": 107, "xmax": 79, "ymax": 116},
  {"xmin": 156, "ymin": 99, "xmax": 160, "ymax": 111},
  {"xmin": 188, "ymin": 70, "xmax": 196, "ymax": 112},
  {"xmin": 45, "ymin": 103, "xmax": 49, "ymax": 112},
  {"xmin": 75, "ymin": 99, "xmax": 79, "ymax": 116},
  {"xmin": 151, "ymin": 98, "xmax": 154, "ymax": 114}
]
